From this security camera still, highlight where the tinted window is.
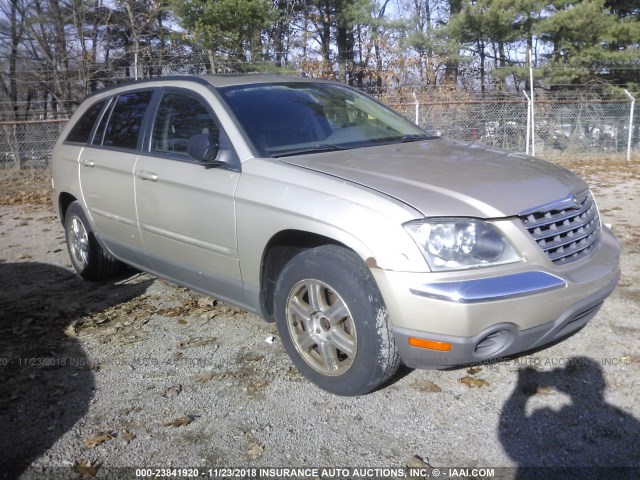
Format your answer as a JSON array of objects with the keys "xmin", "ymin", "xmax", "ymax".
[
  {"xmin": 102, "ymin": 91, "xmax": 152, "ymax": 150},
  {"xmin": 151, "ymin": 92, "xmax": 219, "ymax": 159},
  {"xmin": 66, "ymin": 100, "xmax": 106, "ymax": 143}
]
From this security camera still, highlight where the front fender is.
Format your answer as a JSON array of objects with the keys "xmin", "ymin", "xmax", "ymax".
[{"xmin": 235, "ymin": 159, "xmax": 430, "ymax": 290}]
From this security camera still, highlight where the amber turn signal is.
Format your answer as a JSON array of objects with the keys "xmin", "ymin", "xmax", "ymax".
[{"xmin": 408, "ymin": 337, "xmax": 452, "ymax": 351}]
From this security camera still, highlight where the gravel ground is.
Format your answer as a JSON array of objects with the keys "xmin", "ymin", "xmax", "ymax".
[{"xmin": 0, "ymin": 160, "xmax": 639, "ymax": 480}]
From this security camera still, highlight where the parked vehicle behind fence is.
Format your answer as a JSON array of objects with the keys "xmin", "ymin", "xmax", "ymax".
[{"xmin": 51, "ymin": 75, "xmax": 620, "ymax": 395}]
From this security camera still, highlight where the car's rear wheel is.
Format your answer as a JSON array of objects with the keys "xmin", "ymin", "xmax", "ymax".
[
  {"xmin": 64, "ymin": 201, "xmax": 122, "ymax": 280},
  {"xmin": 274, "ymin": 245, "xmax": 400, "ymax": 395}
]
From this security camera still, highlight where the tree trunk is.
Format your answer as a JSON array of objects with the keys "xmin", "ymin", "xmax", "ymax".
[
  {"xmin": 8, "ymin": 0, "xmax": 22, "ymax": 119},
  {"xmin": 274, "ymin": 0, "xmax": 288, "ymax": 67},
  {"xmin": 319, "ymin": 0, "xmax": 332, "ymax": 77},
  {"xmin": 49, "ymin": 0, "xmax": 71, "ymax": 111},
  {"xmin": 125, "ymin": 0, "xmax": 141, "ymax": 79},
  {"xmin": 444, "ymin": 0, "xmax": 462, "ymax": 85},
  {"xmin": 157, "ymin": 5, "xmax": 166, "ymax": 75}
]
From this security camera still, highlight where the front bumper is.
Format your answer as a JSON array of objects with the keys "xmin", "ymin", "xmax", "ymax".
[
  {"xmin": 394, "ymin": 269, "xmax": 618, "ymax": 368},
  {"xmin": 372, "ymin": 227, "xmax": 620, "ymax": 369}
]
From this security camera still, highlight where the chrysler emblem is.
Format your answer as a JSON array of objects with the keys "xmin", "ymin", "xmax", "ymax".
[{"xmin": 568, "ymin": 194, "xmax": 581, "ymax": 209}]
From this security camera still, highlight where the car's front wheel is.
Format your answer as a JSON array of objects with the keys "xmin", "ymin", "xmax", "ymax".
[
  {"xmin": 64, "ymin": 201, "xmax": 122, "ymax": 280},
  {"xmin": 274, "ymin": 245, "xmax": 400, "ymax": 395}
]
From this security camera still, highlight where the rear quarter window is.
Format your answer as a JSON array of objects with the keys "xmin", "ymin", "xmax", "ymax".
[{"xmin": 65, "ymin": 100, "xmax": 107, "ymax": 144}]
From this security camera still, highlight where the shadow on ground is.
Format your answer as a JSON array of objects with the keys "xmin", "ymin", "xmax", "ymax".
[
  {"xmin": 0, "ymin": 262, "xmax": 152, "ymax": 478},
  {"xmin": 499, "ymin": 357, "xmax": 640, "ymax": 479}
]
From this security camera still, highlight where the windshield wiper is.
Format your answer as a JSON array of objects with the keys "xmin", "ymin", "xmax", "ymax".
[
  {"xmin": 400, "ymin": 134, "xmax": 438, "ymax": 142},
  {"xmin": 273, "ymin": 144, "xmax": 348, "ymax": 158}
]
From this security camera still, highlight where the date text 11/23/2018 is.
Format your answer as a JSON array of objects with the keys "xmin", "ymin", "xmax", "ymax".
[{"xmin": 134, "ymin": 467, "xmax": 497, "ymax": 478}]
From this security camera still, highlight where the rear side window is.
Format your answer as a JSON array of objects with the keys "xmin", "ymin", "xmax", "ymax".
[
  {"xmin": 66, "ymin": 100, "xmax": 106, "ymax": 144},
  {"xmin": 101, "ymin": 91, "xmax": 152, "ymax": 150}
]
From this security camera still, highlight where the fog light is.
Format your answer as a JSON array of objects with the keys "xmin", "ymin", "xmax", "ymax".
[{"xmin": 409, "ymin": 337, "xmax": 452, "ymax": 351}]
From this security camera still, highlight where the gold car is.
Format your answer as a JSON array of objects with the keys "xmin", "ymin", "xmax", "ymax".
[{"xmin": 52, "ymin": 75, "xmax": 620, "ymax": 395}]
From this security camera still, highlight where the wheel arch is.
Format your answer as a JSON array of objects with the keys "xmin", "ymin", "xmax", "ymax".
[
  {"xmin": 259, "ymin": 229, "xmax": 359, "ymax": 323},
  {"xmin": 58, "ymin": 192, "xmax": 78, "ymax": 224}
]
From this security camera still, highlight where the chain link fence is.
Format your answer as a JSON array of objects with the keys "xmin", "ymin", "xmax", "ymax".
[
  {"xmin": 390, "ymin": 95, "xmax": 639, "ymax": 159},
  {"xmin": 533, "ymin": 100, "xmax": 637, "ymax": 156},
  {"xmin": 396, "ymin": 100, "xmax": 531, "ymax": 151},
  {"xmin": 0, "ymin": 120, "xmax": 67, "ymax": 169},
  {"xmin": 1, "ymin": 93, "xmax": 638, "ymax": 169}
]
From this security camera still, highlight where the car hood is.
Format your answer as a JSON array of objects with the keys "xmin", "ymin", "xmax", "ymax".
[{"xmin": 279, "ymin": 139, "xmax": 587, "ymax": 218}]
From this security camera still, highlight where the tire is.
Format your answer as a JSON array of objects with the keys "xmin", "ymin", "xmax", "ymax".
[
  {"xmin": 274, "ymin": 245, "xmax": 401, "ymax": 396},
  {"xmin": 64, "ymin": 201, "xmax": 122, "ymax": 281}
]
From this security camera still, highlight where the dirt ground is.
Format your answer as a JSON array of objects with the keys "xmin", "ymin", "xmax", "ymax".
[{"xmin": 0, "ymin": 157, "xmax": 639, "ymax": 479}]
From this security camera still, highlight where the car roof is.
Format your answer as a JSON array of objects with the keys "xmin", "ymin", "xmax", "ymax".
[
  {"xmin": 195, "ymin": 74, "xmax": 333, "ymax": 88},
  {"xmin": 82, "ymin": 74, "xmax": 334, "ymax": 101}
]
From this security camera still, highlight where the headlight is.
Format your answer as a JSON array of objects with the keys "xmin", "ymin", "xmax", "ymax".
[{"xmin": 404, "ymin": 219, "xmax": 522, "ymax": 271}]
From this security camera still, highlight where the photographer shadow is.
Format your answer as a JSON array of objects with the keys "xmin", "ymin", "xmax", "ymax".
[
  {"xmin": 499, "ymin": 357, "xmax": 640, "ymax": 479},
  {"xmin": 0, "ymin": 262, "xmax": 152, "ymax": 478}
]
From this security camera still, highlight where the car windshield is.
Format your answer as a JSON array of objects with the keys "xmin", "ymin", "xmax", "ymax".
[{"xmin": 218, "ymin": 82, "xmax": 433, "ymax": 157}]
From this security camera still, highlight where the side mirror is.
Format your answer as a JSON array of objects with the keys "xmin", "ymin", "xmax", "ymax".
[{"xmin": 187, "ymin": 134, "xmax": 220, "ymax": 164}]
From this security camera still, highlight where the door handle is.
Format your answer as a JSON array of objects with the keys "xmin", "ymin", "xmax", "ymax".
[
  {"xmin": 135, "ymin": 170, "xmax": 158, "ymax": 182},
  {"xmin": 81, "ymin": 159, "xmax": 95, "ymax": 167}
]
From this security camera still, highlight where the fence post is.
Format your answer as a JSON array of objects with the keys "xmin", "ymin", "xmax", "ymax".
[
  {"xmin": 523, "ymin": 91, "xmax": 531, "ymax": 155},
  {"xmin": 624, "ymin": 89, "xmax": 635, "ymax": 161},
  {"xmin": 529, "ymin": 49, "xmax": 536, "ymax": 156},
  {"xmin": 412, "ymin": 91, "xmax": 419, "ymax": 126}
]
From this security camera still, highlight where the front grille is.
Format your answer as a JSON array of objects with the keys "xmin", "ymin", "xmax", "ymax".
[{"xmin": 519, "ymin": 191, "xmax": 601, "ymax": 265}]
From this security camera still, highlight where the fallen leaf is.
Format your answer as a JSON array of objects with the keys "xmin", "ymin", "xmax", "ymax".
[
  {"xmin": 243, "ymin": 353, "xmax": 265, "ymax": 362},
  {"xmin": 244, "ymin": 432, "xmax": 264, "ymax": 459},
  {"xmin": 194, "ymin": 372, "xmax": 214, "ymax": 383},
  {"xmin": 197, "ymin": 297, "xmax": 214, "ymax": 308},
  {"xmin": 407, "ymin": 455, "xmax": 431, "ymax": 469},
  {"xmin": 537, "ymin": 386, "xmax": 555, "ymax": 395},
  {"xmin": 100, "ymin": 326, "xmax": 118, "ymax": 336},
  {"xmin": 411, "ymin": 379, "xmax": 442, "ymax": 393},
  {"xmin": 407, "ymin": 455, "xmax": 432, "ymax": 479},
  {"xmin": 459, "ymin": 376, "xmax": 490, "ymax": 388},
  {"xmin": 64, "ymin": 321, "xmax": 78, "ymax": 337},
  {"xmin": 247, "ymin": 442, "xmax": 264, "ymax": 459},
  {"xmin": 162, "ymin": 385, "xmax": 182, "ymax": 398},
  {"xmin": 121, "ymin": 406, "xmax": 142, "ymax": 416},
  {"xmin": 248, "ymin": 380, "xmax": 269, "ymax": 392},
  {"xmin": 165, "ymin": 416, "xmax": 192, "ymax": 428},
  {"xmin": 173, "ymin": 352, "xmax": 184, "ymax": 361},
  {"xmin": 85, "ymin": 432, "xmax": 114, "ymax": 449},
  {"xmin": 466, "ymin": 366, "xmax": 482, "ymax": 375},
  {"xmin": 177, "ymin": 319, "xmax": 188, "ymax": 325},
  {"xmin": 75, "ymin": 459, "xmax": 98, "ymax": 478},
  {"xmin": 121, "ymin": 430, "xmax": 136, "ymax": 443}
]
